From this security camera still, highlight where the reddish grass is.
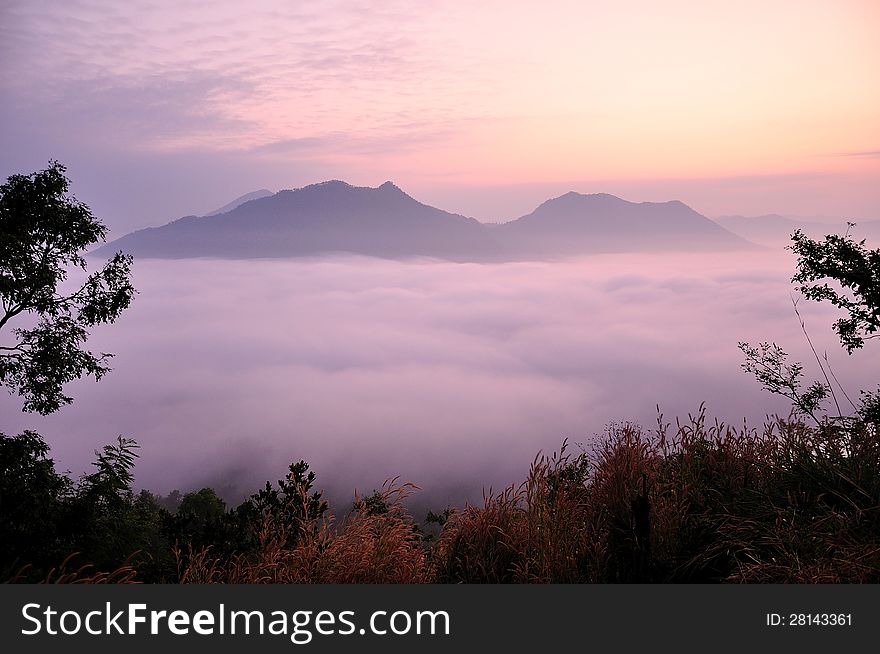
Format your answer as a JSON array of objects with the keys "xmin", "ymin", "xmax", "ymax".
[
  {"xmin": 8, "ymin": 553, "xmax": 139, "ymax": 584},
  {"xmin": 175, "ymin": 480, "xmax": 428, "ymax": 583},
  {"xmin": 433, "ymin": 408, "xmax": 880, "ymax": 583}
]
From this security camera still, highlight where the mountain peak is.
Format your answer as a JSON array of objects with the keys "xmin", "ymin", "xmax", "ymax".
[
  {"xmin": 298, "ymin": 180, "xmax": 407, "ymax": 195},
  {"xmin": 307, "ymin": 179, "xmax": 352, "ymax": 190},
  {"xmin": 537, "ymin": 191, "xmax": 626, "ymax": 211},
  {"xmin": 502, "ymin": 191, "xmax": 752, "ymax": 255},
  {"xmin": 205, "ymin": 188, "xmax": 273, "ymax": 216},
  {"xmin": 557, "ymin": 191, "xmax": 623, "ymax": 201}
]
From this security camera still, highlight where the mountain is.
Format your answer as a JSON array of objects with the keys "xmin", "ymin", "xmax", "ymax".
[
  {"xmin": 205, "ymin": 189, "xmax": 273, "ymax": 216},
  {"xmin": 717, "ymin": 214, "xmax": 880, "ymax": 247},
  {"xmin": 497, "ymin": 192, "xmax": 752, "ymax": 256},
  {"xmin": 97, "ymin": 181, "xmax": 499, "ymax": 261},
  {"xmin": 95, "ymin": 183, "xmax": 754, "ymax": 261}
]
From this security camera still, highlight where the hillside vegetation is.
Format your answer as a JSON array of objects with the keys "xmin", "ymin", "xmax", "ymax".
[{"xmin": 2, "ymin": 405, "xmax": 879, "ymax": 583}]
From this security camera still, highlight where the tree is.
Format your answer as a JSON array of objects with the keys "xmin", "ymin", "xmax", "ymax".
[
  {"xmin": 740, "ymin": 228, "xmax": 879, "ymax": 424},
  {"xmin": 235, "ymin": 460, "xmax": 328, "ymax": 546},
  {"xmin": 789, "ymin": 228, "xmax": 880, "ymax": 353},
  {"xmin": 738, "ymin": 341, "xmax": 830, "ymax": 425},
  {"xmin": 72, "ymin": 436, "xmax": 150, "ymax": 571},
  {"xmin": 0, "ymin": 161, "xmax": 135, "ymax": 414},
  {"xmin": 177, "ymin": 488, "xmax": 227, "ymax": 531},
  {"xmin": 0, "ymin": 430, "xmax": 71, "ymax": 575}
]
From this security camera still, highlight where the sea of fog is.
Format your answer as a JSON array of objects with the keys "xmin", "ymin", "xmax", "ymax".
[{"xmin": 2, "ymin": 250, "xmax": 877, "ymax": 510}]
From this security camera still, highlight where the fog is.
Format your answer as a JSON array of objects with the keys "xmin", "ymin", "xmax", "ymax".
[{"xmin": 2, "ymin": 250, "xmax": 877, "ymax": 510}]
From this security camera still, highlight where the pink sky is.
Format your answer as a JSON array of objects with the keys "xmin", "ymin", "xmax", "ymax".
[{"xmin": 1, "ymin": 0, "xmax": 878, "ymax": 229}]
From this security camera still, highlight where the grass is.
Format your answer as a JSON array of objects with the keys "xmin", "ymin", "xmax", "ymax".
[{"xmin": 173, "ymin": 480, "xmax": 428, "ymax": 583}]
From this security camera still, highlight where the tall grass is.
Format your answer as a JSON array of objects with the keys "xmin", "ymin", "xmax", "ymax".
[
  {"xmin": 8, "ymin": 553, "xmax": 139, "ymax": 584},
  {"xmin": 433, "ymin": 407, "xmax": 880, "ymax": 583},
  {"xmin": 174, "ymin": 480, "xmax": 428, "ymax": 583}
]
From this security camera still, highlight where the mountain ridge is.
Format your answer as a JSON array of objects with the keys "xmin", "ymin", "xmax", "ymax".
[
  {"xmin": 95, "ymin": 182, "xmax": 756, "ymax": 261},
  {"xmin": 205, "ymin": 189, "xmax": 273, "ymax": 216}
]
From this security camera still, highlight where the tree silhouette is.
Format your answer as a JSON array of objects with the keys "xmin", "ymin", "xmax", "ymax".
[
  {"xmin": 0, "ymin": 162, "xmax": 135, "ymax": 414},
  {"xmin": 740, "ymin": 228, "xmax": 879, "ymax": 425},
  {"xmin": 790, "ymin": 228, "xmax": 880, "ymax": 353}
]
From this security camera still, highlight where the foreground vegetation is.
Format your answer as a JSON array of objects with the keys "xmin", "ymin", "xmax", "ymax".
[{"xmin": 2, "ymin": 404, "xmax": 879, "ymax": 584}]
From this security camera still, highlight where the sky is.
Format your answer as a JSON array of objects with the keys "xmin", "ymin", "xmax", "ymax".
[{"xmin": 1, "ymin": 0, "xmax": 879, "ymax": 233}]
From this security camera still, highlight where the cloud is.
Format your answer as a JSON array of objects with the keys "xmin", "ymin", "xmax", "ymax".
[
  {"xmin": 248, "ymin": 125, "xmax": 458, "ymax": 158},
  {"xmin": 836, "ymin": 150, "xmax": 880, "ymax": 158},
  {"xmin": 0, "ymin": 0, "xmax": 484, "ymax": 153},
  {"xmin": 249, "ymin": 137, "xmax": 333, "ymax": 155},
  {"xmin": 2, "ymin": 251, "xmax": 874, "ymax": 510}
]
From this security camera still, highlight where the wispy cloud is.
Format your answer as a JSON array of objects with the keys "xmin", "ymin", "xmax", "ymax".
[
  {"xmin": 834, "ymin": 150, "xmax": 880, "ymax": 158},
  {"xmin": 0, "ymin": 0, "xmax": 498, "ymax": 153},
  {"xmin": 249, "ymin": 124, "xmax": 460, "ymax": 158}
]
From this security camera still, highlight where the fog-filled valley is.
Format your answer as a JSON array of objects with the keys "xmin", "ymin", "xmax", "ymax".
[{"xmin": 2, "ymin": 248, "xmax": 875, "ymax": 511}]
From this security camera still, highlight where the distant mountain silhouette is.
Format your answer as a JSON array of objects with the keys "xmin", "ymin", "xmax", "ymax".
[
  {"xmin": 96, "ymin": 183, "xmax": 754, "ymax": 261},
  {"xmin": 98, "ymin": 181, "xmax": 497, "ymax": 260},
  {"xmin": 498, "ymin": 192, "xmax": 752, "ymax": 256},
  {"xmin": 205, "ymin": 189, "xmax": 273, "ymax": 216},
  {"xmin": 717, "ymin": 214, "xmax": 880, "ymax": 247}
]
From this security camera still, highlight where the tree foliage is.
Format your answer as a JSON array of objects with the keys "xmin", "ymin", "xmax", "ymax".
[
  {"xmin": 0, "ymin": 161, "xmax": 135, "ymax": 414},
  {"xmin": 738, "ymin": 341, "xmax": 830, "ymax": 424},
  {"xmin": 235, "ymin": 460, "xmax": 328, "ymax": 546},
  {"xmin": 0, "ymin": 428, "xmax": 331, "ymax": 581},
  {"xmin": 790, "ymin": 228, "xmax": 880, "ymax": 353},
  {"xmin": 0, "ymin": 430, "xmax": 71, "ymax": 570},
  {"xmin": 740, "ymin": 228, "xmax": 879, "ymax": 422}
]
